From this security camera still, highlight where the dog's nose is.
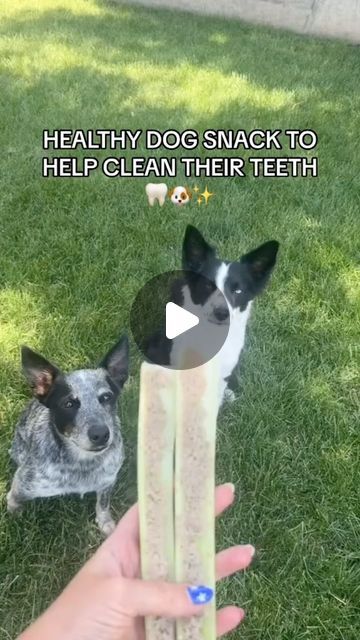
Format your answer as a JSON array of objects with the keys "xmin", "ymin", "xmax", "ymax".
[
  {"xmin": 213, "ymin": 306, "xmax": 229, "ymax": 322},
  {"xmin": 88, "ymin": 425, "xmax": 110, "ymax": 447}
]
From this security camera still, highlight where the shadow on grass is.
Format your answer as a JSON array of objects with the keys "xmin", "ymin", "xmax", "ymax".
[{"xmin": 1, "ymin": 2, "xmax": 359, "ymax": 97}]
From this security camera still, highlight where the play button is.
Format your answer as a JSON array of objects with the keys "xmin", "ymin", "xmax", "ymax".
[
  {"xmin": 130, "ymin": 270, "xmax": 230, "ymax": 370},
  {"xmin": 165, "ymin": 302, "xmax": 199, "ymax": 339}
]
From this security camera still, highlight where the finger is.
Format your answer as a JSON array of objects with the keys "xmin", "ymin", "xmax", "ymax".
[
  {"xmin": 216, "ymin": 606, "xmax": 245, "ymax": 637},
  {"xmin": 91, "ymin": 504, "xmax": 140, "ymax": 574},
  {"xmin": 215, "ymin": 482, "xmax": 235, "ymax": 517},
  {"xmin": 132, "ymin": 605, "xmax": 244, "ymax": 640},
  {"xmin": 113, "ymin": 482, "xmax": 235, "ymax": 544},
  {"xmin": 117, "ymin": 577, "xmax": 214, "ymax": 618},
  {"xmin": 114, "ymin": 503, "xmax": 139, "ymax": 541},
  {"xmin": 134, "ymin": 616, "xmax": 145, "ymax": 640},
  {"xmin": 216, "ymin": 544, "xmax": 255, "ymax": 580}
]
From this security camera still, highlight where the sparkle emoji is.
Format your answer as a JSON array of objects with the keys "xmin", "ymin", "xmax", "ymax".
[{"xmin": 200, "ymin": 186, "xmax": 214, "ymax": 205}]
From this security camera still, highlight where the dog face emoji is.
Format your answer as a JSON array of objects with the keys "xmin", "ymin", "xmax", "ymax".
[
  {"xmin": 169, "ymin": 186, "xmax": 192, "ymax": 206},
  {"xmin": 145, "ymin": 183, "xmax": 168, "ymax": 206}
]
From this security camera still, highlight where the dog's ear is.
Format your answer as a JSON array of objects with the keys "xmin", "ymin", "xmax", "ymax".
[
  {"xmin": 21, "ymin": 346, "xmax": 60, "ymax": 399},
  {"xmin": 168, "ymin": 188, "xmax": 174, "ymax": 198},
  {"xmin": 185, "ymin": 187, "xmax": 192, "ymax": 199},
  {"xmin": 99, "ymin": 335, "xmax": 129, "ymax": 390},
  {"xmin": 182, "ymin": 225, "xmax": 214, "ymax": 272},
  {"xmin": 241, "ymin": 240, "xmax": 279, "ymax": 294}
]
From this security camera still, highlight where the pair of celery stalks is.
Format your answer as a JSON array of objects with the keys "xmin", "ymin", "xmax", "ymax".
[{"xmin": 138, "ymin": 355, "xmax": 219, "ymax": 640}]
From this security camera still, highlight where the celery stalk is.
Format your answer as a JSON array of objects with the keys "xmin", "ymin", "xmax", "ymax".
[
  {"xmin": 138, "ymin": 356, "xmax": 219, "ymax": 640},
  {"xmin": 175, "ymin": 357, "xmax": 219, "ymax": 640},
  {"xmin": 138, "ymin": 362, "xmax": 176, "ymax": 640}
]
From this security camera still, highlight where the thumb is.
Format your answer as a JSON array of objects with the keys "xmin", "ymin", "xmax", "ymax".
[{"xmin": 115, "ymin": 577, "xmax": 214, "ymax": 618}]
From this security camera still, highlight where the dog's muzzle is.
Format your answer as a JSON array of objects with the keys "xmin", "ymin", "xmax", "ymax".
[
  {"xmin": 212, "ymin": 305, "xmax": 230, "ymax": 324},
  {"xmin": 88, "ymin": 424, "xmax": 110, "ymax": 449}
]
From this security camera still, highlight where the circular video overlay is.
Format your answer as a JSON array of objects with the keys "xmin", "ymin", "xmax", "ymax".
[{"xmin": 130, "ymin": 270, "xmax": 230, "ymax": 370}]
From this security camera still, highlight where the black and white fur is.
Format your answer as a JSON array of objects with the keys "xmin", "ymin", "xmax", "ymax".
[
  {"xmin": 7, "ymin": 337, "xmax": 129, "ymax": 536},
  {"xmin": 173, "ymin": 226, "xmax": 279, "ymax": 406}
]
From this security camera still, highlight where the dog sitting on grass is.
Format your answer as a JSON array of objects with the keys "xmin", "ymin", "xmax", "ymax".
[{"xmin": 7, "ymin": 336, "xmax": 129, "ymax": 536}]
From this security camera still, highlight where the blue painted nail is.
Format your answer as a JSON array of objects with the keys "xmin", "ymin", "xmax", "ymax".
[{"xmin": 187, "ymin": 585, "xmax": 214, "ymax": 605}]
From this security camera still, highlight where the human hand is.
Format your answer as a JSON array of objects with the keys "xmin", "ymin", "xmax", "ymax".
[{"xmin": 19, "ymin": 483, "xmax": 254, "ymax": 640}]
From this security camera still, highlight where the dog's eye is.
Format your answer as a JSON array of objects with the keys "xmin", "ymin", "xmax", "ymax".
[
  {"xmin": 99, "ymin": 392, "xmax": 113, "ymax": 404},
  {"xmin": 231, "ymin": 284, "xmax": 242, "ymax": 294},
  {"xmin": 64, "ymin": 398, "xmax": 76, "ymax": 409}
]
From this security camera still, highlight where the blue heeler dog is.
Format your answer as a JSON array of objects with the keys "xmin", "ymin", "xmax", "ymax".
[{"xmin": 7, "ymin": 336, "xmax": 129, "ymax": 536}]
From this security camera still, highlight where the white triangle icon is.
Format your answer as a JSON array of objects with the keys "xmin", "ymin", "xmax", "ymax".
[{"xmin": 166, "ymin": 302, "xmax": 199, "ymax": 339}]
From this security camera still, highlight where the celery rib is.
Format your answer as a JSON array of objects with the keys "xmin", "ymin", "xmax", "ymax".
[
  {"xmin": 175, "ymin": 360, "xmax": 218, "ymax": 640},
  {"xmin": 138, "ymin": 363, "xmax": 176, "ymax": 640},
  {"xmin": 138, "ymin": 358, "xmax": 218, "ymax": 640}
]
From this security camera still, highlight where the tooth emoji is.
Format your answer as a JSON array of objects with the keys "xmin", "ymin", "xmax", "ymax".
[{"xmin": 145, "ymin": 183, "xmax": 168, "ymax": 206}]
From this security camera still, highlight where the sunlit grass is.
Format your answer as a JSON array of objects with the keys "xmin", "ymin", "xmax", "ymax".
[
  {"xmin": 1, "ymin": 0, "xmax": 109, "ymax": 19},
  {"xmin": 0, "ymin": 0, "xmax": 359, "ymax": 638},
  {"xmin": 340, "ymin": 266, "xmax": 360, "ymax": 303},
  {"xmin": 122, "ymin": 63, "xmax": 296, "ymax": 113},
  {"xmin": 0, "ymin": 23, "xmax": 296, "ymax": 113},
  {"xmin": 0, "ymin": 288, "xmax": 44, "ymax": 362}
]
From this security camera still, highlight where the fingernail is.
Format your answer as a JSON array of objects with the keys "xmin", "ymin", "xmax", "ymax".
[
  {"xmin": 237, "ymin": 608, "xmax": 246, "ymax": 623},
  {"xmin": 245, "ymin": 544, "xmax": 256, "ymax": 558},
  {"xmin": 224, "ymin": 482, "xmax": 235, "ymax": 495},
  {"xmin": 187, "ymin": 585, "xmax": 214, "ymax": 605}
]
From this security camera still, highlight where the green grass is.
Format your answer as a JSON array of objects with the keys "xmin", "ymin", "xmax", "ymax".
[{"xmin": 0, "ymin": 0, "xmax": 360, "ymax": 637}]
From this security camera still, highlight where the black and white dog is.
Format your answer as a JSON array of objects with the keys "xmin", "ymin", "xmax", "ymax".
[
  {"xmin": 7, "ymin": 337, "xmax": 129, "ymax": 535},
  {"xmin": 172, "ymin": 226, "xmax": 279, "ymax": 406}
]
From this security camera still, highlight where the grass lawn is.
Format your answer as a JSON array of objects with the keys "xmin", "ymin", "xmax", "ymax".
[{"xmin": 0, "ymin": 0, "xmax": 360, "ymax": 637}]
